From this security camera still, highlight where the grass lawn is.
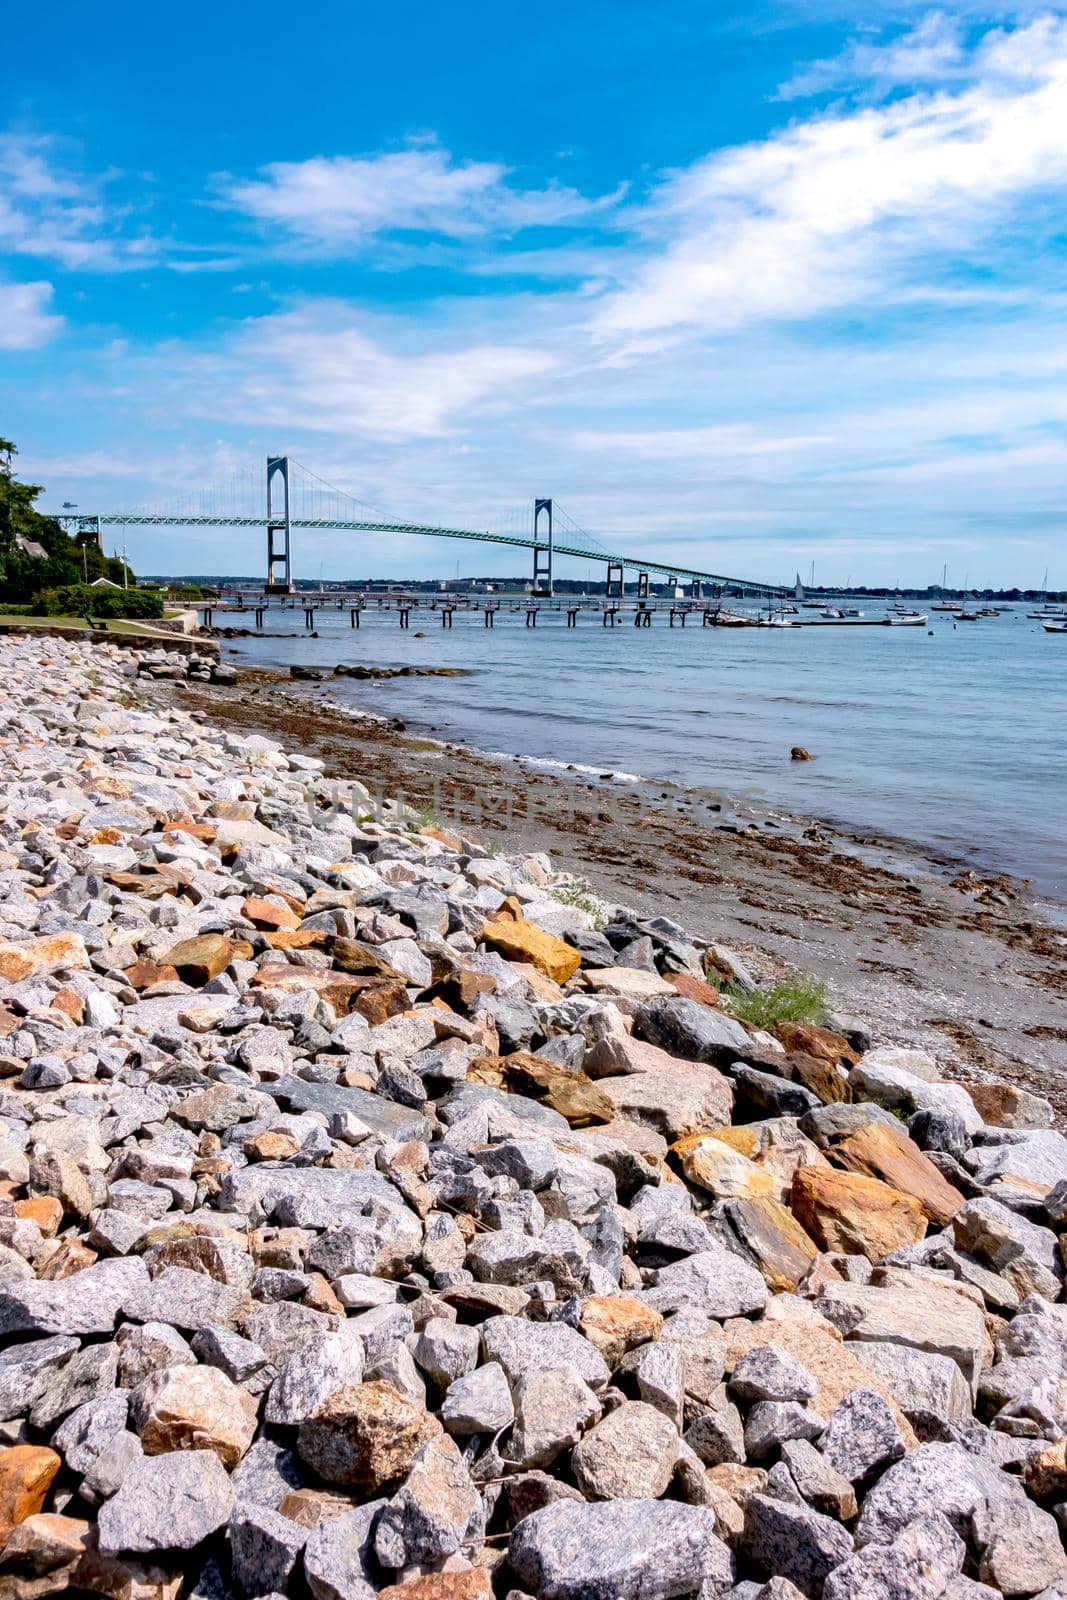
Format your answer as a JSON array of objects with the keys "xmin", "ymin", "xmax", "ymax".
[{"xmin": 0, "ymin": 613, "xmax": 185, "ymax": 637}]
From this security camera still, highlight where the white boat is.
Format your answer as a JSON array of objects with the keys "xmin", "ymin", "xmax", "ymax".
[
  {"xmin": 885, "ymin": 611, "xmax": 928, "ymax": 626},
  {"xmin": 841, "ymin": 605, "xmax": 863, "ymax": 617},
  {"xmin": 1043, "ymin": 620, "xmax": 1067, "ymax": 633},
  {"xmin": 822, "ymin": 607, "xmax": 844, "ymax": 618}
]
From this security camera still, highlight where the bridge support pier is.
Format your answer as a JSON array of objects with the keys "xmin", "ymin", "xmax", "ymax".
[
  {"xmin": 532, "ymin": 498, "xmax": 553, "ymax": 595},
  {"xmin": 266, "ymin": 456, "xmax": 293, "ymax": 594},
  {"xmin": 350, "ymin": 607, "xmax": 360, "ymax": 628},
  {"xmin": 670, "ymin": 608, "xmax": 686, "ymax": 627},
  {"xmin": 603, "ymin": 607, "xmax": 619, "ymax": 627},
  {"xmin": 690, "ymin": 578, "xmax": 703, "ymax": 600},
  {"xmin": 525, "ymin": 608, "xmax": 538, "ymax": 627},
  {"xmin": 255, "ymin": 607, "xmax": 265, "ymax": 629},
  {"xmin": 304, "ymin": 608, "xmax": 315, "ymax": 628},
  {"xmin": 442, "ymin": 608, "xmax": 454, "ymax": 628},
  {"xmin": 636, "ymin": 571, "xmax": 650, "ymax": 600},
  {"xmin": 484, "ymin": 607, "xmax": 495, "ymax": 628},
  {"xmin": 399, "ymin": 608, "xmax": 410, "ymax": 628},
  {"xmin": 566, "ymin": 608, "xmax": 578, "ymax": 628},
  {"xmin": 606, "ymin": 562, "xmax": 625, "ymax": 598}
]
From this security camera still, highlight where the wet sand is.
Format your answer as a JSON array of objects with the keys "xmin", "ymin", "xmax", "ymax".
[{"xmin": 172, "ymin": 667, "xmax": 1067, "ymax": 1112}]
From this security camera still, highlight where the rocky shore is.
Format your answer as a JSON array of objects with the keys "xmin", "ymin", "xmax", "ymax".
[{"xmin": 2, "ymin": 634, "xmax": 1067, "ymax": 1600}]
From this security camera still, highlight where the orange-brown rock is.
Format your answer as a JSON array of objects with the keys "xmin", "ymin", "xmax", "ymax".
[
  {"xmin": 327, "ymin": 937, "xmax": 408, "ymax": 980},
  {"xmin": 241, "ymin": 896, "xmax": 300, "ymax": 932},
  {"xmin": 162, "ymin": 819, "xmax": 217, "ymax": 844},
  {"xmin": 90, "ymin": 827, "xmax": 123, "ymax": 846},
  {"xmin": 723, "ymin": 1195, "xmax": 820, "ymax": 1290},
  {"xmin": 243, "ymin": 1131, "xmax": 299, "ymax": 1162},
  {"xmin": 276, "ymin": 1488, "xmax": 354, "ymax": 1528},
  {"xmin": 0, "ymin": 934, "xmax": 89, "ymax": 982},
  {"xmin": 2, "ymin": 1511, "xmax": 91, "ymax": 1572},
  {"xmin": 791, "ymin": 1165, "xmax": 927, "ymax": 1261},
  {"xmin": 14, "ymin": 1197, "xmax": 63, "ymax": 1237},
  {"xmin": 773, "ymin": 1022, "xmax": 859, "ymax": 1065},
  {"xmin": 702, "ymin": 1126, "xmax": 760, "ymax": 1159},
  {"xmin": 832, "ymin": 1120, "xmax": 964, "ymax": 1227},
  {"xmin": 37, "ymin": 1239, "xmax": 97, "ymax": 1280},
  {"xmin": 122, "ymin": 960, "xmax": 180, "ymax": 992},
  {"xmin": 347, "ymin": 982, "xmax": 410, "ymax": 1026},
  {"xmin": 1025, "ymin": 1440, "xmax": 1067, "ymax": 1501},
  {"xmin": 380, "ymin": 1573, "xmax": 493, "ymax": 1600},
  {"xmin": 579, "ymin": 1296, "xmax": 663, "ymax": 1366},
  {"xmin": 158, "ymin": 933, "xmax": 234, "ymax": 985},
  {"xmin": 0, "ymin": 1447, "xmax": 61, "ymax": 1546},
  {"xmin": 262, "ymin": 928, "xmax": 327, "ymax": 950},
  {"xmin": 303, "ymin": 1274, "xmax": 345, "ymax": 1317},
  {"xmin": 134, "ymin": 1366, "xmax": 257, "ymax": 1468},
  {"xmin": 481, "ymin": 898, "xmax": 581, "ymax": 985},
  {"xmin": 781, "ymin": 1051, "xmax": 850, "ymax": 1105},
  {"xmin": 296, "ymin": 1381, "xmax": 442, "ymax": 1490},
  {"xmin": 667, "ymin": 971, "xmax": 720, "ymax": 1007},
  {"xmin": 50, "ymin": 988, "xmax": 85, "ymax": 1024},
  {"xmin": 71, "ymin": 1547, "xmax": 181, "ymax": 1600}
]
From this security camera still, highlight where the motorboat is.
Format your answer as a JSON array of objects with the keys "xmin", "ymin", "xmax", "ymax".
[
  {"xmin": 1043, "ymin": 619, "xmax": 1067, "ymax": 633},
  {"xmin": 822, "ymin": 607, "xmax": 844, "ymax": 619},
  {"xmin": 841, "ymin": 605, "xmax": 863, "ymax": 617},
  {"xmin": 885, "ymin": 611, "xmax": 928, "ymax": 626},
  {"xmin": 932, "ymin": 601, "xmax": 963, "ymax": 612}
]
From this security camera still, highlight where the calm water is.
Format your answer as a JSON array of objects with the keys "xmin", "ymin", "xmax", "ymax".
[{"xmin": 225, "ymin": 603, "xmax": 1067, "ymax": 907}]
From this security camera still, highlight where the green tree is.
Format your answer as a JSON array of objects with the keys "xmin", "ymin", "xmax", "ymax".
[{"xmin": 0, "ymin": 436, "xmax": 133, "ymax": 602}]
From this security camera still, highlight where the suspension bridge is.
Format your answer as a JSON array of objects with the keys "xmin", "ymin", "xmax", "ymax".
[{"xmin": 55, "ymin": 456, "xmax": 788, "ymax": 600}]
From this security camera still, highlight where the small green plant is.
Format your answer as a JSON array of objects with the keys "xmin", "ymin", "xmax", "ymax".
[
  {"xmin": 404, "ymin": 801, "xmax": 443, "ymax": 831},
  {"xmin": 720, "ymin": 973, "xmax": 829, "ymax": 1030},
  {"xmin": 549, "ymin": 877, "xmax": 607, "ymax": 931}
]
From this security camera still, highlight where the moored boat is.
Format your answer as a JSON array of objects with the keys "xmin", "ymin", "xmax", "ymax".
[{"xmin": 885, "ymin": 611, "xmax": 928, "ymax": 626}]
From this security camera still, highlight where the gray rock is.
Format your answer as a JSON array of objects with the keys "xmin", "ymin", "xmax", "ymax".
[
  {"xmin": 974, "ymin": 1496, "xmax": 1067, "ymax": 1597},
  {"xmin": 98, "ymin": 1448, "xmax": 234, "ymax": 1551},
  {"xmin": 823, "ymin": 1511, "xmax": 965, "ymax": 1600},
  {"xmin": 29, "ymin": 1339, "xmax": 118, "ymax": 1428},
  {"xmin": 52, "ymin": 1391, "xmax": 129, "ymax": 1471},
  {"xmin": 231, "ymin": 1439, "xmax": 304, "ymax": 1511},
  {"xmin": 731, "ymin": 1346, "xmax": 819, "ymax": 1405},
  {"xmin": 820, "ymin": 1388, "xmax": 907, "ymax": 1483},
  {"xmin": 631, "ymin": 996, "xmax": 751, "ymax": 1066},
  {"xmin": 441, "ymin": 1361, "xmax": 515, "ymax": 1437},
  {"xmin": 744, "ymin": 1402, "xmax": 826, "ymax": 1462},
  {"xmin": 652, "ymin": 1244, "xmax": 768, "ymax": 1318},
  {"xmin": 780, "ymin": 1440, "xmax": 858, "ymax": 1521},
  {"xmin": 571, "ymin": 1399, "xmax": 680, "ymax": 1499},
  {"xmin": 0, "ymin": 1255, "xmax": 148, "ymax": 1335},
  {"xmin": 304, "ymin": 1502, "xmax": 385, "ymax": 1600},
  {"xmin": 481, "ymin": 1314, "xmax": 610, "ymax": 1387},
  {"xmin": 849, "ymin": 1341, "xmax": 974, "ymax": 1427},
  {"xmin": 121, "ymin": 1264, "xmax": 252, "ymax": 1331},
  {"xmin": 81, "ymin": 1429, "xmax": 144, "ymax": 1506},
  {"xmin": 952, "ymin": 1199, "xmax": 1062, "ymax": 1302},
  {"xmin": 740, "ymin": 1494, "xmax": 854, "ymax": 1598},
  {"xmin": 510, "ymin": 1365, "xmax": 602, "ymax": 1469},
  {"xmin": 411, "ymin": 1317, "xmax": 480, "ymax": 1388},
  {"xmin": 0, "ymin": 1333, "xmax": 78, "ymax": 1421},
  {"xmin": 509, "ymin": 1497, "xmax": 735, "ymax": 1599},
  {"xmin": 230, "ymin": 1502, "xmax": 308, "ymax": 1597},
  {"xmin": 856, "ymin": 1443, "xmax": 1026, "ymax": 1548},
  {"xmin": 685, "ymin": 1402, "xmax": 746, "ymax": 1467},
  {"xmin": 265, "ymin": 1327, "xmax": 365, "ymax": 1426},
  {"xmin": 373, "ymin": 1433, "xmax": 483, "ymax": 1567}
]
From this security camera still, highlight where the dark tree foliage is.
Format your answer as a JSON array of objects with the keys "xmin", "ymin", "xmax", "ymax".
[{"xmin": 0, "ymin": 436, "xmax": 133, "ymax": 602}]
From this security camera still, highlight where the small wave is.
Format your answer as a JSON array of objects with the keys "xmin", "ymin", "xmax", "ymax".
[{"xmin": 478, "ymin": 749, "xmax": 647, "ymax": 784}]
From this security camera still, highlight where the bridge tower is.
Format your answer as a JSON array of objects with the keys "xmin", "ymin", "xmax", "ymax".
[
  {"xmin": 532, "ymin": 498, "xmax": 553, "ymax": 595},
  {"xmin": 266, "ymin": 456, "xmax": 293, "ymax": 593}
]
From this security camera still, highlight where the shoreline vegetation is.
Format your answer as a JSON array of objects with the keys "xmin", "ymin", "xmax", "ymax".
[
  {"xmin": 3, "ymin": 631, "xmax": 1067, "ymax": 1600},
  {"xmin": 168, "ymin": 661, "xmax": 1067, "ymax": 1110}
]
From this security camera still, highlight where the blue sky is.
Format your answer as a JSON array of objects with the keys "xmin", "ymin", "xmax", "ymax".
[{"xmin": 3, "ymin": 0, "xmax": 1066, "ymax": 586}]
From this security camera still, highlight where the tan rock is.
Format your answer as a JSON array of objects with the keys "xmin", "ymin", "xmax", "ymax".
[
  {"xmin": 791, "ymin": 1165, "xmax": 927, "ymax": 1261},
  {"xmin": 37, "ymin": 1239, "xmax": 97, "ymax": 1280},
  {"xmin": 481, "ymin": 899, "xmax": 581, "ymax": 985},
  {"xmin": 773, "ymin": 1023, "xmax": 858, "ymax": 1065},
  {"xmin": 707, "ymin": 1462, "xmax": 768, "ymax": 1509},
  {"xmin": 675, "ymin": 1135, "xmax": 777, "ymax": 1200},
  {"xmin": 0, "ymin": 934, "xmax": 89, "ymax": 982},
  {"xmin": 966, "ymin": 1081, "xmax": 1053, "ymax": 1130},
  {"xmin": 244, "ymin": 1131, "xmax": 299, "ymax": 1161},
  {"xmin": 704, "ymin": 1126, "xmax": 760, "ymax": 1159},
  {"xmin": 584, "ymin": 967, "xmax": 675, "ymax": 1006},
  {"xmin": 29, "ymin": 1150, "xmax": 93, "ymax": 1221},
  {"xmin": 0, "ymin": 1447, "xmax": 61, "ymax": 1545},
  {"xmin": 1025, "ymin": 1439, "xmax": 1067, "ymax": 1501},
  {"xmin": 592, "ymin": 1066, "xmax": 733, "ymax": 1141},
  {"xmin": 544, "ymin": 1080, "xmax": 614, "ymax": 1126},
  {"xmin": 579, "ymin": 1296, "xmax": 663, "ymax": 1366},
  {"xmin": 276, "ymin": 1488, "xmax": 354, "ymax": 1528},
  {"xmin": 297, "ymin": 1380, "xmax": 442, "ymax": 1490},
  {"xmin": 379, "ymin": 1572, "xmax": 492, "ymax": 1600},
  {"xmin": 132, "ymin": 1365, "xmax": 258, "ymax": 1468},
  {"xmin": 122, "ymin": 960, "xmax": 179, "ymax": 992},
  {"xmin": 158, "ymin": 933, "xmax": 234, "ymax": 985},
  {"xmin": 71, "ymin": 1548, "xmax": 181, "ymax": 1600},
  {"xmin": 723, "ymin": 1195, "xmax": 820, "ymax": 1291},
  {"xmin": 51, "ymin": 988, "xmax": 85, "ymax": 1024},
  {"xmin": 725, "ymin": 1313, "xmax": 915, "ymax": 1443},
  {"xmin": 816, "ymin": 1274, "xmax": 990, "ymax": 1394},
  {"xmin": 2, "ymin": 1512, "xmax": 91, "ymax": 1572},
  {"xmin": 832, "ymin": 1121, "xmax": 964, "ymax": 1227}
]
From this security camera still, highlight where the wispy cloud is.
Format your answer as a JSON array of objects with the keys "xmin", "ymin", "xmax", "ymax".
[
  {"xmin": 776, "ymin": 12, "xmax": 968, "ymax": 98},
  {"xmin": 0, "ymin": 133, "xmax": 158, "ymax": 272},
  {"xmin": 592, "ymin": 15, "xmax": 1067, "ymax": 344},
  {"xmin": 216, "ymin": 141, "xmax": 625, "ymax": 254},
  {"xmin": 0, "ymin": 280, "xmax": 63, "ymax": 347}
]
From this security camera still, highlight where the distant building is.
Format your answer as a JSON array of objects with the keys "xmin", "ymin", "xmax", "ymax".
[
  {"xmin": 14, "ymin": 534, "xmax": 48, "ymax": 561},
  {"xmin": 90, "ymin": 577, "xmax": 122, "ymax": 589}
]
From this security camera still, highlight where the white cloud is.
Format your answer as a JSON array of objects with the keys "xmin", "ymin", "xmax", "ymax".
[
  {"xmin": 0, "ymin": 133, "xmax": 156, "ymax": 271},
  {"xmin": 0, "ymin": 280, "xmax": 63, "ymax": 347},
  {"xmin": 143, "ymin": 300, "xmax": 557, "ymax": 442},
  {"xmin": 777, "ymin": 12, "xmax": 968, "ymax": 98},
  {"xmin": 593, "ymin": 15, "xmax": 1067, "ymax": 343},
  {"xmin": 217, "ymin": 142, "xmax": 624, "ymax": 251}
]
